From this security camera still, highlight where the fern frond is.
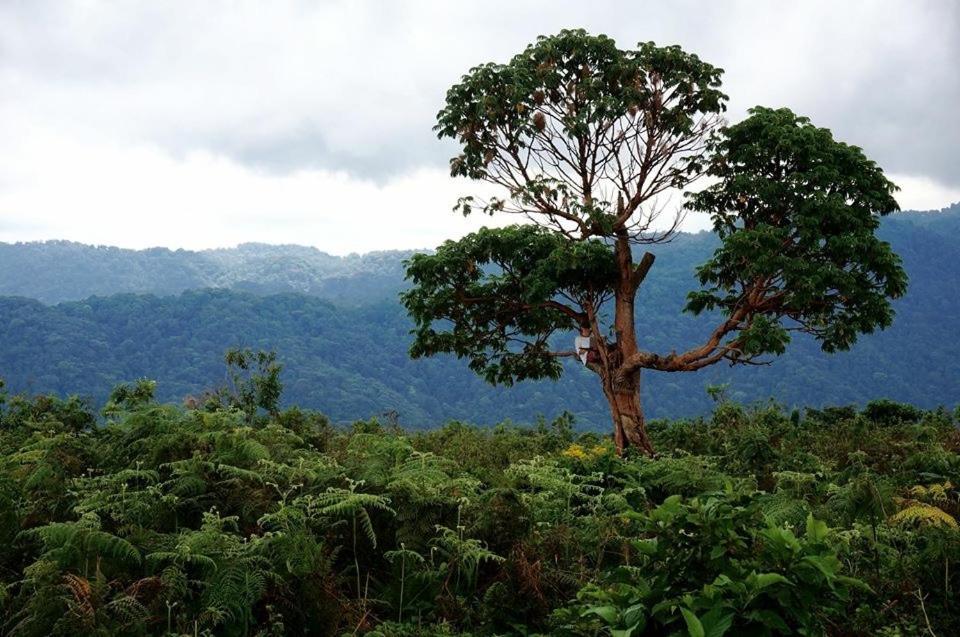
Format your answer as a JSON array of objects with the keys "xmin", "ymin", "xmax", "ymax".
[
  {"xmin": 106, "ymin": 594, "xmax": 149, "ymax": 626},
  {"xmin": 215, "ymin": 463, "xmax": 265, "ymax": 484},
  {"xmin": 146, "ymin": 549, "xmax": 218, "ymax": 574},
  {"xmin": 357, "ymin": 508, "xmax": 377, "ymax": 548},
  {"xmin": 23, "ymin": 521, "xmax": 141, "ymax": 566},
  {"xmin": 907, "ymin": 482, "xmax": 954, "ymax": 504},
  {"xmin": 758, "ymin": 492, "xmax": 810, "ymax": 528},
  {"xmin": 889, "ymin": 500, "xmax": 958, "ymax": 529},
  {"xmin": 311, "ymin": 488, "xmax": 395, "ymax": 519}
]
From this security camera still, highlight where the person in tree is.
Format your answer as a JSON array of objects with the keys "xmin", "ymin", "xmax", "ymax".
[
  {"xmin": 575, "ymin": 324, "xmax": 593, "ymax": 366},
  {"xmin": 403, "ymin": 30, "xmax": 906, "ymax": 455}
]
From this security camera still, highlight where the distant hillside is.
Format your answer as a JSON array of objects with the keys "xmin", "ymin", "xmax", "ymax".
[
  {"xmin": 0, "ymin": 241, "xmax": 414, "ymax": 306},
  {"xmin": 0, "ymin": 204, "xmax": 957, "ymax": 426},
  {"xmin": 2, "ymin": 204, "xmax": 957, "ymax": 307}
]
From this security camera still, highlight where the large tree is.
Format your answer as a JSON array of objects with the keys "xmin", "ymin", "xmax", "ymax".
[{"xmin": 402, "ymin": 30, "xmax": 906, "ymax": 454}]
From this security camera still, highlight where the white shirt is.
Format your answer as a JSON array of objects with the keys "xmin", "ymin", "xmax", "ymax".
[{"xmin": 574, "ymin": 335, "xmax": 591, "ymax": 365}]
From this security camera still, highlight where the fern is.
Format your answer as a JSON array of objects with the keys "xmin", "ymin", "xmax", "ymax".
[
  {"xmin": 344, "ymin": 433, "xmax": 416, "ymax": 487},
  {"xmin": 889, "ymin": 500, "xmax": 958, "ymax": 529},
  {"xmin": 214, "ymin": 462, "xmax": 266, "ymax": 485},
  {"xmin": 506, "ymin": 456, "xmax": 604, "ymax": 523},
  {"xmin": 634, "ymin": 454, "xmax": 730, "ymax": 496},
  {"xmin": 146, "ymin": 548, "xmax": 219, "ymax": 575},
  {"xmin": 106, "ymin": 594, "xmax": 149, "ymax": 628},
  {"xmin": 387, "ymin": 451, "xmax": 460, "ymax": 502},
  {"xmin": 432, "ymin": 524, "xmax": 504, "ymax": 591},
  {"xmin": 257, "ymin": 455, "xmax": 342, "ymax": 490},
  {"xmin": 907, "ymin": 481, "xmax": 954, "ymax": 504},
  {"xmin": 202, "ymin": 561, "xmax": 270, "ymax": 627},
  {"xmin": 758, "ymin": 491, "xmax": 811, "ymax": 528},
  {"xmin": 384, "ymin": 545, "xmax": 426, "ymax": 623},
  {"xmin": 310, "ymin": 482, "xmax": 395, "ymax": 547},
  {"xmin": 305, "ymin": 479, "xmax": 394, "ymax": 599},
  {"xmin": 22, "ymin": 513, "xmax": 141, "ymax": 568},
  {"xmin": 824, "ymin": 471, "xmax": 892, "ymax": 526}
]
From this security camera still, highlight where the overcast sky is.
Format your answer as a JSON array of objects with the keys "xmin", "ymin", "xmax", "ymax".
[{"xmin": 1, "ymin": 1, "xmax": 957, "ymax": 254}]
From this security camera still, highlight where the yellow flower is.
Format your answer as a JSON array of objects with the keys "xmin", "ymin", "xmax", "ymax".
[
  {"xmin": 562, "ymin": 444, "xmax": 589, "ymax": 460},
  {"xmin": 561, "ymin": 443, "xmax": 612, "ymax": 462}
]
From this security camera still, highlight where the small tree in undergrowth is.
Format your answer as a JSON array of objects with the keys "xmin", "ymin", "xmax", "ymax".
[{"xmin": 402, "ymin": 30, "xmax": 906, "ymax": 454}]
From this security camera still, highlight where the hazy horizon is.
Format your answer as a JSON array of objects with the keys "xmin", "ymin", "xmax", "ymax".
[{"xmin": 1, "ymin": 200, "xmax": 956, "ymax": 257}]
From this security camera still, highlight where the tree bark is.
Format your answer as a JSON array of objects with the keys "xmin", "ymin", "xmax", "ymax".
[{"xmin": 602, "ymin": 370, "xmax": 654, "ymax": 456}]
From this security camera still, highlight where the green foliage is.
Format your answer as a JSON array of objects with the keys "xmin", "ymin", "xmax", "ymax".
[
  {"xmin": 411, "ymin": 28, "xmax": 728, "ymax": 392},
  {"xmin": 555, "ymin": 502, "xmax": 864, "ymax": 636},
  {"xmin": 686, "ymin": 106, "xmax": 908, "ymax": 356},
  {"xmin": 406, "ymin": 28, "xmax": 909, "ymax": 454},
  {"xmin": 436, "ymin": 28, "xmax": 724, "ymax": 206},
  {"xmin": 1, "ymin": 379, "xmax": 957, "ymax": 634},
  {"xmin": 403, "ymin": 225, "xmax": 616, "ymax": 385},
  {"xmin": 199, "ymin": 348, "xmax": 284, "ymax": 420}
]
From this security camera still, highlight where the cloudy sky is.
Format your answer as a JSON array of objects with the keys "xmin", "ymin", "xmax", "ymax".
[{"xmin": 1, "ymin": 1, "xmax": 957, "ymax": 254}]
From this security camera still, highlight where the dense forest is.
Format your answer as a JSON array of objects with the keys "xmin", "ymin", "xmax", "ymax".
[
  {"xmin": 0, "ymin": 242, "xmax": 412, "ymax": 306},
  {"xmin": 0, "ymin": 206, "xmax": 958, "ymax": 426},
  {"xmin": 0, "ymin": 365, "xmax": 958, "ymax": 635}
]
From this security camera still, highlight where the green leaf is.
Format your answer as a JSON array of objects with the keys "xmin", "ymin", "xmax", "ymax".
[
  {"xmin": 582, "ymin": 605, "xmax": 619, "ymax": 624},
  {"xmin": 805, "ymin": 513, "xmax": 829, "ymax": 542},
  {"xmin": 801, "ymin": 554, "xmax": 840, "ymax": 580},
  {"xmin": 836, "ymin": 574, "xmax": 873, "ymax": 593},
  {"xmin": 632, "ymin": 538, "xmax": 658, "ymax": 555},
  {"xmin": 751, "ymin": 572, "xmax": 792, "ymax": 591},
  {"xmin": 622, "ymin": 603, "xmax": 647, "ymax": 630},
  {"xmin": 745, "ymin": 609, "xmax": 791, "ymax": 632},
  {"xmin": 700, "ymin": 606, "xmax": 734, "ymax": 637},
  {"xmin": 685, "ymin": 106, "xmax": 906, "ymax": 356},
  {"xmin": 681, "ymin": 608, "xmax": 706, "ymax": 637}
]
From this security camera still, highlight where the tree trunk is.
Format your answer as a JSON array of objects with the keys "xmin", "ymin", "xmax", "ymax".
[
  {"xmin": 604, "ymin": 232, "xmax": 656, "ymax": 456},
  {"xmin": 602, "ymin": 370, "xmax": 654, "ymax": 456}
]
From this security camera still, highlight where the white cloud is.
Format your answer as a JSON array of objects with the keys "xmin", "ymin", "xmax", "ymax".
[
  {"xmin": 0, "ymin": 0, "xmax": 956, "ymax": 252},
  {"xmin": 0, "ymin": 133, "xmax": 505, "ymax": 253},
  {"xmin": 888, "ymin": 174, "xmax": 960, "ymax": 212}
]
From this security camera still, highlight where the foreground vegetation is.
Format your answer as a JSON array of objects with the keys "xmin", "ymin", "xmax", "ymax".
[{"xmin": 1, "ymin": 364, "xmax": 959, "ymax": 635}]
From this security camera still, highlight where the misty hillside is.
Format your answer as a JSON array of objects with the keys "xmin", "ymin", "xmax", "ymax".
[
  {"xmin": 0, "ymin": 205, "xmax": 958, "ymax": 426},
  {"xmin": 0, "ymin": 241, "xmax": 415, "ymax": 306},
  {"xmin": 4, "ymin": 204, "xmax": 957, "ymax": 306}
]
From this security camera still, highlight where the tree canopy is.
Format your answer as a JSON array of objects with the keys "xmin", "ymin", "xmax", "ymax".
[
  {"xmin": 635, "ymin": 106, "xmax": 908, "ymax": 370},
  {"xmin": 404, "ymin": 225, "xmax": 616, "ymax": 385},
  {"xmin": 435, "ymin": 29, "xmax": 725, "ymax": 242}
]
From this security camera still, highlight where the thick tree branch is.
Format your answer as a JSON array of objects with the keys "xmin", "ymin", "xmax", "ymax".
[
  {"xmin": 631, "ymin": 252, "xmax": 656, "ymax": 289},
  {"xmin": 619, "ymin": 307, "xmax": 748, "ymax": 374}
]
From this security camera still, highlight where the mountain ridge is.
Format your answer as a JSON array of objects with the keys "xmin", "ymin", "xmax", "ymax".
[
  {"xmin": 3, "ymin": 204, "xmax": 956, "ymax": 306},
  {"xmin": 1, "ymin": 204, "xmax": 958, "ymax": 426}
]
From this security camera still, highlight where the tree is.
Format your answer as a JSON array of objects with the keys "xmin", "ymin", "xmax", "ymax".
[
  {"xmin": 402, "ymin": 30, "xmax": 907, "ymax": 455},
  {"xmin": 200, "ymin": 348, "xmax": 283, "ymax": 420}
]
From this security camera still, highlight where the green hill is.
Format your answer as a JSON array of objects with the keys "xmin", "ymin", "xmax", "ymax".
[
  {"xmin": 0, "ymin": 241, "xmax": 413, "ymax": 306},
  {"xmin": 0, "ymin": 205, "xmax": 957, "ymax": 425}
]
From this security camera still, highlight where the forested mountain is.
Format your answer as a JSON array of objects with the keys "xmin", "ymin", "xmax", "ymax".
[
  {"xmin": 0, "ymin": 241, "xmax": 413, "ymax": 305},
  {"xmin": 0, "ymin": 205, "xmax": 958, "ymax": 426}
]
